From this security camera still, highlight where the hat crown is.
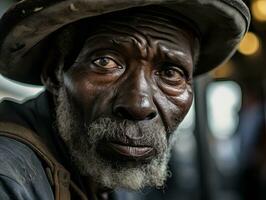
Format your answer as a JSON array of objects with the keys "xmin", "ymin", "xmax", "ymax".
[{"xmin": 0, "ymin": 0, "xmax": 250, "ymax": 85}]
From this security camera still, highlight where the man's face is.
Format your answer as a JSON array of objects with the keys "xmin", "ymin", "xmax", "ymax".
[{"xmin": 55, "ymin": 11, "xmax": 197, "ymax": 190}]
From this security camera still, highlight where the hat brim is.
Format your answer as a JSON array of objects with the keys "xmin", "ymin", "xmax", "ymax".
[{"xmin": 0, "ymin": 0, "xmax": 250, "ymax": 85}]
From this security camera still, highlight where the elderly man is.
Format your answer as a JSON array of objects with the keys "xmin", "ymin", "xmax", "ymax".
[{"xmin": 0, "ymin": 0, "xmax": 249, "ymax": 200}]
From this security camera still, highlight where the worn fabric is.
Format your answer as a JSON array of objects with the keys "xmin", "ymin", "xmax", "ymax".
[
  {"xmin": 0, "ymin": 136, "xmax": 54, "ymax": 200},
  {"xmin": 0, "ymin": 92, "xmax": 118, "ymax": 200}
]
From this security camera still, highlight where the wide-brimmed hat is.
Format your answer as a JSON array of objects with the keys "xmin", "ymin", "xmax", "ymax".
[{"xmin": 0, "ymin": 0, "xmax": 250, "ymax": 85}]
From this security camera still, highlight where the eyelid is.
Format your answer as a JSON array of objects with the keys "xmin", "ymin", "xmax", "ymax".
[
  {"xmin": 93, "ymin": 56, "xmax": 123, "ymax": 70},
  {"xmin": 161, "ymin": 63, "xmax": 186, "ymax": 76},
  {"xmin": 92, "ymin": 56, "xmax": 116, "ymax": 63},
  {"xmin": 90, "ymin": 50, "xmax": 125, "ymax": 66}
]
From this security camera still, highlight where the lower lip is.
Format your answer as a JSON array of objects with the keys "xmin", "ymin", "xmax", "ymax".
[{"xmin": 107, "ymin": 142, "xmax": 154, "ymax": 158}]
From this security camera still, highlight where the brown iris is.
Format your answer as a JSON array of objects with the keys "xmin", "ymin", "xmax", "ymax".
[{"xmin": 93, "ymin": 57, "xmax": 120, "ymax": 69}]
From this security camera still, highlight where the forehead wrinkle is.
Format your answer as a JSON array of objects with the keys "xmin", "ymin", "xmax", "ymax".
[
  {"xmin": 85, "ymin": 30, "xmax": 141, "ymax": 45},
  {"xmin": 136, "ymin": 24, "xmax": 184, "ymax": 42},
  {"xmin": 101, "ymin": 23, "xmax": 151, "ymax": 58},
  {"xmin": 111, "ymin": 36, "xmax": 149, "ymax": 59},
  {"xmin": 157, "ymin": 42, "xmax": 192, "ymax": 67},
  {"xmin": 138, "ymin": 25, "xmax": 194, "ymax": 65},
  {"xmin": 102, "ymin": 21, "xmax": 186, "ymax": 59},
  {"xmin": 83, "ymin": 29, "xmax": 147, "ymax": 58},
  {"xmin": 107, "ymin": 17, "xmax": 183, "ymax": 43},
  {"xmin": 130, "ymin": 18, "xmax": 197, "ymax": 65},
  {"xmin": 143, "ymin": 34, "xmax": 189, "ymax": 59},
  {"xmin": 159, "ymin": 45, "xmax": 186, "ymax": 58},
  {"xmin": 103, "ymin": 26, "xmax": 144, "ymax": 45},
  {"xmin": 124, "ymin": 14, "xmax": 192, "ymax": 35}
]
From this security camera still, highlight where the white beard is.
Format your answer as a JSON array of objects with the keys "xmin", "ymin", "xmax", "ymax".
[{"xmin": 55, "ymin": 86, "xmax": 176, "ymax": 190}]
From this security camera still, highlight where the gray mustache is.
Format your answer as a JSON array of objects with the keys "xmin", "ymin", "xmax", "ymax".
[{"xmin": 85, "ymin": 118, "xmax": 167, "ymax": 150}]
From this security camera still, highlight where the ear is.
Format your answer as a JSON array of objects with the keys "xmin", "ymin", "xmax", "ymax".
[
  {"xmin": 41, "ymin": 48, "xmax": 64, "ymax": 95},
  {"xmin": 41, "ymin": 24, "xmax": 83, "ymax": 94}
]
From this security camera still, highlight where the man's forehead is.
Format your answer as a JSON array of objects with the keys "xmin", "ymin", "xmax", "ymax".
[
  {"xmin": 82, "ymin": 29, "xmax": 194, "ymax": 63},
  {"xmin": 80, "ymin": 12, "xmax": 196, "ymax": 58}
]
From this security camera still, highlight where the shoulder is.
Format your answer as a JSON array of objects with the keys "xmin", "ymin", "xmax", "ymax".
[
  {"xmin": 0, "ymin": 136, "xmax": 41, "ymax": 183},
  {"xmin": 0, "ymin": 136, "xmax": 54, "ymax": 200}
]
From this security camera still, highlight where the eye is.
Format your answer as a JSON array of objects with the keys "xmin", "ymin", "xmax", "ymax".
[
  {"xmin": 158, "ymin": 66, "xmax": 185, "ymax": 84},
  {"xmin": 93, "ymin": 57, "xmax": 122, "ymax": 69}
]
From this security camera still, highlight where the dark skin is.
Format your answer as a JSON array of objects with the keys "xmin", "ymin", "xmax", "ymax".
[{"xmin": 42, "ymin": 13, "xmax": 198, "ymax": 199}]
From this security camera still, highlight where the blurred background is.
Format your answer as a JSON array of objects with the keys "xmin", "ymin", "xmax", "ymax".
[{"xmin": 0, "ymin": 0, "xmax": 266, "ymax": 200}]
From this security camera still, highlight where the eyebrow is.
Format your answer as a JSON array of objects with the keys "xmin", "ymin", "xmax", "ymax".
[{"xmin": 156, "ymin": 40, "xmax": 193, "ymax": 67}]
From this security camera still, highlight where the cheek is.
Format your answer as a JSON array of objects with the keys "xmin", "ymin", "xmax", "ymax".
[
  {"xmin": 170, "ymin": 84, "xmax": 193, "ymax": 113},
  {"xmin": 155, "ymin": 84, "xmax": 193, "ymax": 131},
  {"xmin": 63, "ymin": 70, "xmax": 97, "ymax": 103},
  {"xmin": 62, "ymin": 69, "xmax": 114, "ymax": 121}
]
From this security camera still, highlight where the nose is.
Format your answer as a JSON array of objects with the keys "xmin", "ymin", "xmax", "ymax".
[
  {"xmin": 113, "ymin": 70, "xmax": 157, "ymax": 121},
  {"xmin": 113, "ymin": 93, "xmax": 157, "ymax": 120}
]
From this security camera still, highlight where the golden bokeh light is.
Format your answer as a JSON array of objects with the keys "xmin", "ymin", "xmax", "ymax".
[
  {"xmin": 252, "ymin": 0, "xmax": 266, "ymax": 22},
  {"xmin": 238, "ymin": 32, "xmax": 260, "ymax": 56},
  {"xmin": 211, "ymin": 61, "xmax": 235, "ymax": 78}
]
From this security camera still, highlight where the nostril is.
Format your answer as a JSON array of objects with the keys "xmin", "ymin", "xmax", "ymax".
[
  {"xmin": 114, "ymin": 105, "xmax": 157, "ymax": 121},
  {"xmin": 146, "ymin": 111, "xmax": 157, "ymax": 120},
  {"xmin": 114, "ymin": 107, "xmax": 134, "ymax": 120}
]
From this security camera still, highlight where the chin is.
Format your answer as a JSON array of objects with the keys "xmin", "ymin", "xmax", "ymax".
[{"xmin": 70, "ymin": 142, "xmax": 172, "ymax": 190}]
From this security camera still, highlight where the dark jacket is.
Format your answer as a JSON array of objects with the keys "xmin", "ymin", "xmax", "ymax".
[{"xmin": 0, "ymin": 91, "xmax": 116, "ymax": 200}]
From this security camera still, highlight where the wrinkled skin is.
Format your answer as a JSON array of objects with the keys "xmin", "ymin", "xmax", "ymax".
[
  {"xmin": 44, "ymin": 9, "xmax": 199, "ymax": 199},
  {"xmin": 63, "ymin": 14, "xmax": 195, "ymax": 134}
]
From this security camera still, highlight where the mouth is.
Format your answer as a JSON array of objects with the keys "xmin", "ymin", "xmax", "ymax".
[
  {"xmin": 109, "ymin": 142, "xmax": 153, "ymax": 157},
  {"xmin": 97, "ymin": 140, "xmax": 155, "ymax": 162}
]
